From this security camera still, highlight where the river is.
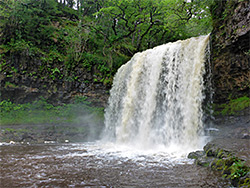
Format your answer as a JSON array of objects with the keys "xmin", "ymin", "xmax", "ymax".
[
  {"xmin": 0, "ymin": 141, "xmax": 230, "ymax": 187},
  {"xmin": 0, "ymin": 35, "xmax": 232, "ymax": 187}
]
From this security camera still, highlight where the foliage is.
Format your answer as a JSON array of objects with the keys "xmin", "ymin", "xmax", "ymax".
[
  {"xmin": 214, "ymin": 96, "xmax": 250, "ymax": 115},
  {"xmin": 228, "ymin": 160, "xmax": 249, "ymax": 180},
  {"xmin": 0, "ymin": 0, "xmax": 213, "ymax": 85},
  {"xmin": 210, "ymin": 154, "xmax": 250, "ymax": 187},
  {"xmin": 0, "ymin": 98, "xmax": 104, "ymax": 125},
  {"xmin": 91, "ymin": 0, "xmax": 212, "ymax": 69},
  {"xmin": 221, "ymin": 158, "xmax": 250, "ymax": 186}
]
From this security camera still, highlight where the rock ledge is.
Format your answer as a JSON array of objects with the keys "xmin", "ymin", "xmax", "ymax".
[{"xmin": 188, "ymin": 138, "xmax": 250, "ymax": 187}]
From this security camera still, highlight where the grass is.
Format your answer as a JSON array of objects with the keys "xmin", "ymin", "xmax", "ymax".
[{"xmin": 0, "ymin": 97, "xmax": 104, "ymax": 125}]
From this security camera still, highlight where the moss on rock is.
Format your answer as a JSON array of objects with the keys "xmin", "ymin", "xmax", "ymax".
[{"xmin": 189, "ymin": 140, "xmax": 250, "ymax": 187}]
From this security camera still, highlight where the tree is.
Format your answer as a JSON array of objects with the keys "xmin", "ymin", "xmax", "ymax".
[
  {"xmin": 81, "ymin": 0, "xmax": 212, "ymax": 72},
  {"xmin": 0, "ymin": 0, "xmax": 213, "ymax": 85}
]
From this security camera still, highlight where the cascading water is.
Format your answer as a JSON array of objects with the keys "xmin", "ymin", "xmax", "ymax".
[
  {"xmin": 103, "ymin": 35, "xmax": 210, "ymax": 153},
  {"xmin": 1, "ymin": 35, "xmax": 231, "ymax": 187}
]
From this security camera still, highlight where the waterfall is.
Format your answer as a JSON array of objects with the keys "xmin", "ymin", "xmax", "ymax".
[{"xmin": 103, "ymin": 35, "xmax": 210, "ymax": 152}]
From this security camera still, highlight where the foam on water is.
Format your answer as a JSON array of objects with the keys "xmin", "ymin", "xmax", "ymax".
[
  {"xmin": 50, "ymin": 142, "xmax": 194, "ymax": 167},
  {"xmin": 103, "ymin": 35, "xmax": 210, "ymax": 155}
]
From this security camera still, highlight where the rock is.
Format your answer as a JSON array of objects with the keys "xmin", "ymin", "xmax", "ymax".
[
  {"xmin": 196, "ymin": 156, "xmax": 214, "ymax": 167},
  {"xmin": 187, "ymin": 150, "xmax": 205, "ymax": 159},
  {"xmin": 0, "ymin": 124, "xmax": 94, "ymax": 144},
  {"xmin": 0, "ymin": 50, "xmax": 110, "ymax": 106},
  {"xmin": 21, "ymin": 132, "xmax": 36, "ymax": 142},
  {"xmin": 211, "ymin": 0, "xmax": 250, "ymax": 104},
  {"xmin": 203, "ymin": 143, "xmax": 218, "ymax": 157},
  {"xmin": 205, "ymin": 138, "xmax": 250, "ymax": 166},
  {"xmin": 189, "ymin": 138, "xmax": 250, "ymax": 187},
  {"xmin": 230, "ymin": 127, "xmax": 250, "ymax": 139}
]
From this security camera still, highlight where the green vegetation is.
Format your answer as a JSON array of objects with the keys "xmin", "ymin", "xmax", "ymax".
[
  {"xmin": 0, "ymin": 0, "xmax": 213, "ymax": 85},
  {"xmin": 214, "ymin": 96, "xmax": 250, "ymax": 115},
  {"xmin": 0, "ymin": 0, "xmax": 215, "ymax": 125},
  {"xmin": 0, "ymin": 97, "xmax": 104, "ymax": 125},
  {"xmin": 244, "ymin": 49, "xmax": 250, "ymax": 56},
  {"xmin": 203, "ymin": 143, "xmax": 250, "ymax": 187},
  {"xmin": 228, "ymin": 160, "xmax": 248, "ymax": 181},
  {"xmin": 211, "ymin": 157, "xmax": 250, "ymax": 187}
]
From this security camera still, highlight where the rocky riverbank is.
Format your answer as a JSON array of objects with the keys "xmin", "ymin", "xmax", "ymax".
[
  {"xmin": 0, "ymin": 123, "xmax": 103, "ymax": 145},
  {"xmin": 189, "ymin": 107, "xmax": 250, "ymax": 187},
  {"xmin": 189, "ymin": 138, "xmax": 250, "ymax": 187}
]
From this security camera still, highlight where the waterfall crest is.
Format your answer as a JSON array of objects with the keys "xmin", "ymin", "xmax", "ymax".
[{"xmin": 103, "ymin": 35, "xmax": 210, "ymax": 151}]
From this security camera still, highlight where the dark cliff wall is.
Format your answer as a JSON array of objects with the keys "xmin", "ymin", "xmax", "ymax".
[
  {"xmin": 0, "ymin": 52, "xmax": 109, "ymax": 107},
  {"xmin": 210, "ymin": 0, "xmax": 250, "ymax": 104}
]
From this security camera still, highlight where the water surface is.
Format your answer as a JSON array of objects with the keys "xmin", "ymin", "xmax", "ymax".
[{"xmin": 1, "ymin": 142, "xmax": 229, "ymax": 187}]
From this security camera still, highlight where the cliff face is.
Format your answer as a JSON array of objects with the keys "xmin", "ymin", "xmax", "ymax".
[
  {"xmin": 210, "ymin": 0, "xmax": 250, "ymax": 104},
  {"xmin": 0, "ymin": 52, "xmax": 109, "ymax": 107}
]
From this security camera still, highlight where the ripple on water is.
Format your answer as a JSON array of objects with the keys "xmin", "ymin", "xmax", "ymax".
[{"xmin": 0, "ymin": 142, "xmax": 230, "ymax": 188}]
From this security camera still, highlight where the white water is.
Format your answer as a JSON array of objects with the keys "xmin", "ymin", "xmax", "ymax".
[{"xmin": 103, "ymin": 35, "xmax": 210, "ymax": 155}]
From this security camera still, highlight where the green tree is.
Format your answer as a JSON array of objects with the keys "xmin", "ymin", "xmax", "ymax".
[
  {"xmin": 0, "ymin": 0, "xmax": 60, "ymax": 48},
  {"xmin": 0, "ymin": 0, "xmax": 213, "ymax": 86},
  {"xmin": 81, "ymin": 0, "xmax": 212, "ymax": 73}
]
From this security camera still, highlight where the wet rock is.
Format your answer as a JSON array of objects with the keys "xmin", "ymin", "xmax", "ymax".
[
  {"xmin": 239, "ymin": 172, "xmax": 250, "ymax": 187},
  {"xmin": 196, "ymin": 156, "xmax": 214, "ymax": 167},
  {"xmin": 206, "ymin": 139, "xmax": 250, "ymax": 166},
  {"xmin": 211, "ymin": 0, "xmax": 250, "ymax": 104},
  {"xmin": 204, "ymin": 142, "xmax": 232, "ymax": 159},
  {"xmin": 187, "ymin": 150, "xmax": 205, "ymax": 160},
  {"xmin": 229, "ymin": 127, "xmax": 250, "ymax": 139},
  {"xmin": 189, "ymin": 138, "xmax": 250, "ymax": 187},
  {"xmin": 21, "ymin": 132, "xmax": 36, "ymax": 142}
]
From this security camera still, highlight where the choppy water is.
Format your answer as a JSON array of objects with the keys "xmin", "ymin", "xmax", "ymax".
[{"xmin": 0, "ymin": 142, "xmax": 230, "ymax": 188}]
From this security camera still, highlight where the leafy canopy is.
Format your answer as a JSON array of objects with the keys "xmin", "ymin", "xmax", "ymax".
[{"xmin": 0, "ymin": 0, "xmax": 213, "ymax": 84}]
